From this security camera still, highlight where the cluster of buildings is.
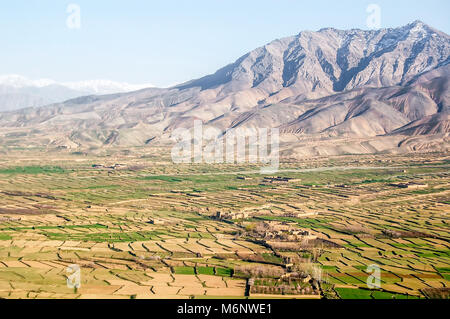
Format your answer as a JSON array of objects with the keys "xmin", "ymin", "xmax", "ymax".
[
  {"xmin": 215, "ymin": 211, "xmax": 249, "ymax": 220},
  {"xmin": 0, "ymin": 216, "xmax": 21, "ymax": 222},
  {"xmin": 260, "ymin": 221, "xmax": 317, "ymax": 241}
]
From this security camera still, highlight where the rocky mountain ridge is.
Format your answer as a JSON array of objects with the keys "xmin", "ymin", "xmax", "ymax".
[{"xmin": 0, "ymin": 21, "xmax": 448, "ymax": 156}]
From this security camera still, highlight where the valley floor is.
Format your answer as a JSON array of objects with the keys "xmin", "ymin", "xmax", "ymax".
[{"xmin": 0, "ymin": 149, "xmax": 448, "ymax": 299}]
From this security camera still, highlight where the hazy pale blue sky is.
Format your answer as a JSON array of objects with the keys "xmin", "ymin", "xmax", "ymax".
[{"xmin": 1, "ymin": 0, "xmax": 449, "ymax": 87}]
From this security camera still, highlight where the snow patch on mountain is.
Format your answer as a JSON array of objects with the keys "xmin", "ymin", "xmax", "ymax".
[
  {"xmin": 0, "ymin": 75, "xmax": 153, "ymax": 93},
  {"xmin": 0, "ymin": 75, "xmax": 154, "ymax": 111}
]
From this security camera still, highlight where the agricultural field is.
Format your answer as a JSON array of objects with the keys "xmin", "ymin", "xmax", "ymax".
[{"xmin": 0, "ymin": 148, "xmax": 449, "ymax": 299}]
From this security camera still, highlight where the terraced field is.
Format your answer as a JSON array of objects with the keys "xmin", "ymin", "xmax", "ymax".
[{"xmin": 0, "ymin": 149, "xmax": 448, "ymax": 299}]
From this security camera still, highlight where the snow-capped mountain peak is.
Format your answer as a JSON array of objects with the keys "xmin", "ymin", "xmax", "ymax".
[
  {"xmin": 0, "ymin": 75, "xmax": 153, "ymax": 93},
  {"xmin": 62, "ymin": 79, "xmax": 153, "ymax": 94},
  {"xmin": 0, "ymin": 75, "xmax": 154, "ymax": 111},
  {"xmin": 0, "ymin": 74, "xmax": 56, "ymax": 88}
]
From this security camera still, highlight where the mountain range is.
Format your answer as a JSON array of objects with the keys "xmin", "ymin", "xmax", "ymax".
[
  {"xmin": 0, "ymin": 75, "xmax": 153, "ymax": 111},
  {"xmin": 0, "ymin": 21, "xmax": 448, "ymax": 157}
]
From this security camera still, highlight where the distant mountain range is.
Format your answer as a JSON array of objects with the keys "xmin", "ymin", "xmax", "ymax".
[
  {"xmin": 0, "ymin": 75, "xmax": 153, "ymax": 111},
  {"xmin": 0, "ymin": 21, "xmax": 448, "ymax": 156}
]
